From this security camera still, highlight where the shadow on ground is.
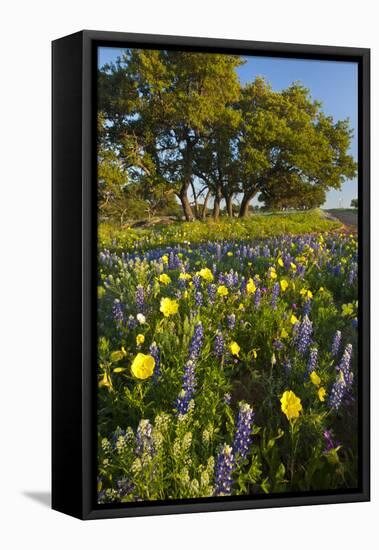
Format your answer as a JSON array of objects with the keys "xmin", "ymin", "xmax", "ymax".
[{"xmin": 22, "ymin": 491, "xmax": 51, "ymax": 508}]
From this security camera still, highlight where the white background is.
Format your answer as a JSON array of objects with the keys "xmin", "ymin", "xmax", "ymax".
[{"xmin": 0, "ymin": 1, "xmax": 377, "ymax": 548}]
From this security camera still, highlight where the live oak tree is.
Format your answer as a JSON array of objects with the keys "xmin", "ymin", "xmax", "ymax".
[
  {"xmin": 237, "ymin": 78, "xmax": 357, "ymax": 216},
  {"xmin": 98, "ymin": 53, "xmax": 357, "ymax": 222}
]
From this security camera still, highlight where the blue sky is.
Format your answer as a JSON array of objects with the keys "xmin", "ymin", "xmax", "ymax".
[{"xmin": 99, "ymin": 47, "xmax": 358, "ymax": 209}]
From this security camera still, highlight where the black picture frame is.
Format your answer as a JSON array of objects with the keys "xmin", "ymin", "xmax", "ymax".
[{"xmin": 52, "ymin": 30, "xmax": 370, "ymax": 520}]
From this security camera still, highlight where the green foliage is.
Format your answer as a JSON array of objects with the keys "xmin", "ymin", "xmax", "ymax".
[{"xmin": 97, "ymin": 219, "xmax": 358, "ymax": 502}]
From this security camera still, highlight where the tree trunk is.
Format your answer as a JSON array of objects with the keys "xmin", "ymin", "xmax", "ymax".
[
  {"xmin": 213, "ymin": 185, "xmax": 222, "ymax": 220},
  {"xmin": 202, "ymin": 189, "xmax": 211, "ymax": 220},
  {"xmin": 179, "ymin": 187, "xmax": 194, "ymax": 221},
  {"xmin": 226, "ymin": 195, "xmax": 233, "ymax": 217},
  {"xmin": 190, "ymin": 181, "xmax": 199, "ymax": 219},
  {"xmin": 239, "ymin": 192, "xmax": 255, "ymax": 218}
]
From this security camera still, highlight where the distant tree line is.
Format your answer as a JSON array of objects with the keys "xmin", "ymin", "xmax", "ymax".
[{"xmin": 98, "ymin": 50, "xmax": 357, "ymax": 223}]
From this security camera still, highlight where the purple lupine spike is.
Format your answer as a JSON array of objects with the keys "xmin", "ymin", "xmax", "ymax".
[
  {"xmin": 135, "ymin": 419, "xmax": 154, "ymax": 457},
  {"xmin": 195, "ymin": 291, "xmax": 203, "ymax": 307},
  {"xmin": 214, "ymin": 330, "xmax": 225, "ymax": 357},
  {"xmin": 207, "ymin": 283, "xmax": 217, "ymax": 305},
  {"xmin": 149, "ymin": 341, "xmax": 161, "ymax": 379},
  {"xmin": 296, "ymin": 315, "xmax": 313, "ymax": 355},
  {"xmin": 328, "ymin": 344, "xmax": 353, "ymax": 410},
  {"xmin": 337, "ymin": 344, "xmax": 353, "ymax": 387},
  {"xmin": 307, "ymin": 347, "xmax": 318, "ymax": 374},
  {"xmin": 271, "ymin": 282, "xmax": 280, "ymax": 309},
  {"xmin": 135, "ymin": 284, "xmax": 145, "ymax": 312},
  {"xmin": 214, "ymin": 444, "xmax": 235, "ymax": 496},
  {"xmin": 303, "ymin": 298, "xmax": 311, "ymax": 317},
  {"xmin": 226, "ymin": 314, "xmax": 236, "ymax": 330},
  {"xmin": 175, "ymin": 322, "xmax": 204, "ymax": 414},
  {"xmin": 127, "ymin": 315, "xmax": 137, "ymax": 329},
  {"xmin": 331, "ymin": 330, "xmax": 342, "ymax": 356},
  {"xmin": 112, "ymin": 299, "xmax": 124, "ymax": 325},
  {"xmin": 233, "ymin": 402, "xmax": 255, "ymax": 463},
  {"xmin": 254, "ymin": 287, "xmax": 261, "ymax": 309}
]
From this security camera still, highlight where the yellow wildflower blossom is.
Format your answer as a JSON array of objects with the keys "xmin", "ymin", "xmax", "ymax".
[
  {"xmin": 278, "ymin": 257, "xmax": 284, "ymax": 267},
  {"xmin": 229, "ymin": 341, "xmax": 240, "ymax": 356},
  {"xmin": 159, "ymin": 273, "xmax": 171, "ymax": 285},
  {"xmin": 197, "ymin": 267, "xmax": 214, "ymax": 282},
  {"xmin": 290, "ymin": 314, "xmax": 298, "ymax": 325},
  {"xmin": 269, "ymin": 268, "xmax": 277, "ymax": 279},
  {"xmin": 280, "ymin": 279, "xmax": 289, "ymax": 292},
  {"xmin": 318, "ymin": 387, "xmax": 326, "ymax": 402},
  {"xmin": 136, "ymin": 334, "xmax": 145, "ymax": 346},
  {"xmin": 160, "ymin": 297, "xmax": 179, "ymax": 317},
  {"xmin": 310, "ymin": 371, "xmax": 321, "ymax": 386},
  {"xmin": 131, "ymin": 353, "xmax": 155, "ymax": 380},
  {"xmin": 227, "ymin": 251, "xmax": 233, "ymax": 257},
  {"xmin": 280, "ymin": 328, "xmax": 289, "ymax": 339},
  {"xmin": 246, "ymin": 278, "xmax": 257, "ymax": 294},
  {"xmin": 162, "ymin": 255, "xmax": 169, "ymax": 264},
  {"xmin": 217, "ymin": 285, "xmax": 229, "ymax": 297},
  {"xmin": 280, "ymin": 390, "xmax": 302, "ymax": 421},
  {"xmin": 179, "ymin": 273, "xmax": 191, "ymax": 281}
]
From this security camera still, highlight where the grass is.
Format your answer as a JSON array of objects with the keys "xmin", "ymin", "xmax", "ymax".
[{"xmin": 99, "ymin": 209, "xmax": 342, "ymax": 253}]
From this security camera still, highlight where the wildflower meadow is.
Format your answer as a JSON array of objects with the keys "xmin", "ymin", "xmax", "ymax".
[{"xmin": 97, "ymin": 215, "xmax": 358, "ymax": 503}]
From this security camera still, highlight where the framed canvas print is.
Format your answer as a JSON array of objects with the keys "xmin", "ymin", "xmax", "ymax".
[{"xmin": 52, "ymin": 30, "xmax": 370, "ymax": 519}]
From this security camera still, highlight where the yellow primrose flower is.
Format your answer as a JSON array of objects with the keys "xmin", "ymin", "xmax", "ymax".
[
  {"xmin": 280, "ymin": 390, "xmax": 302, "ymax": 421},
  {"xmin": 252, "ymin": 349, "xmax": 258, "ymax": 359},
  {"xmin": 341, "ymin": 303, "xmax": 354, "ymax": 316},
  {"xmin": 160, "ymin": 297, "xmax": 179, "ymax": 317},
  {"xmin": 290, "ymin": 262, "xmax": 297, "ymax": 270},
  {"xmin": 238, "ymin": 303, "xmax": 245, "ymax": 311},
  {"xmin": 278, "ymin": 258, "xmax": 284, "ymax": 267},
  {"xmin": 319, "ymin": 287, "xmax": 324, "ymax": 293},
  {"xmin": 162, "ymin": 255, "xmax": 169, "ymax": 264},
  {"xmin": 280, "ymin": 279, "xmax": 289, "ymax": 292},
  {"xmin": 227, "ymin": 251, "xmax": 233, "ymax": 257},
  {"xmin": 217, "ymin": 285, "xmax": 229, "ymax": 297},
  {"xmin": 136, "ymin": 334, "xmax": 145, "ymax": 346},
  {"xmin": 229, "ymin": 341, "xmax": 240, "ymax": 356},
  {"xmin": 99, "ymin": 372, "xmax": 112, "ymax": 388},
  {"xmin": 131, "ymin": 353, "xmax": 155, "ymax": 380},
  {"xmin": 300, "ymin": 288, "xmax": 313, "ymax": 299},
  {"xmin": 179, "ymin": 272, "xmax": 191, "ymax": 281},
  {"xmin": 310, "ymin": 371, "xmax": 321, "ymax": 386},
  {"xmin": 183, "ymin": 290, "xmax": 189, "ymax": 299},
  {"xmin": 197, "ymin": 267, "xmax": 214, "ymax": 282},
  {"xmin": 290, "ymin": 314, "xmax": 298, "ymax": 325},
  {"xmin": 280, "ymin": 328, "xmax": 289, "ymax": 339},
  {"xmin": 159, "ymin": 273, "xmax": 171, "ymax": 285},
  {"xmin": 269, "ymin": 268, "xmax": 277, "ymax": 279},
  {"xmin": 318, "ymin": 387, "xmax": 326, "ymax": 402},
  {"xmin": 246, "ymin": 278, "xmax": 257, "ymax": 294}
]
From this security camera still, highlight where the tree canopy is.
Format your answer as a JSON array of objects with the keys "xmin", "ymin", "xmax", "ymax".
[{"xmin": 97, "ymin": 50, "xmax": 357, "ymax": 224}]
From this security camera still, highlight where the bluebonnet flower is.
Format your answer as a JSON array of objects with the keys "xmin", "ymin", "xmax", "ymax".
[
  {"xmin": 136, "ymin": 419, "xmax": 154, "ymax": 457},
  {"xmin": 331, "ymin": 330, "xmax": 342, "ymax": 357},
  {"xmin": 135, "ymin": 285, "xmax": 145, "ymax": 312},
  {"xmin": 226, "ymin": 314, "xmax": 236, "ymax": 330},
  {"xmin": 207, "ymin": 284, "xmax": 217, "ymax": 305},
  {"xmin": 273, "ymin": 339, "xmax": 284, "ymax": 350},
  {"xmin": 192, "ymin": 275, "xmax": 201, "ymax": 289},
  {"xmin": 233, "ymin": 402, "xmax": 255, "ymax": 463},
  {"xmin": 195, "ymin": 291, "xmax": 203, "ymax": 307},
  {"xmin": 112, "ymin": 299, "xmax": 124, "ymax": 325},
  {"xmin": 175, "ymin": 322, "xmax": 204, "ymax": 414},
  {"xmin": 337, "ymin": 344, "xmax": 353, "ymax": 387},
  {"xmin": 296, "ymin": 315, "xmax": 313, "ymax": 355},
  {"xmin": 271, "ymin": 282, "xmax": 280, "ymax": 309},
  {"xmin": 329, "ymin": 344, "xmax": 353, "ymax": 410},
  {"xmin": 223, "ymin": 392, "xmax": 231, "ymax": 405},
  {"xmin": 116, "ymin": 478, "xmax": 134, "ymax": 499},
  {"xmin": 307, "ymin": 347, "xmax": 318, "ymax": 374},
  {"xmin": 214, "ymin": 330, "xmax": 225, "ymax": 357},
  {"xmin": 323, "ymin": 430, "xmax": 340, "ymax": 453},
  {"xmin": 214, "ymin": 444, "xmax": 235, "ymax": 496},
  {"xmin": 149, "ymin": 341, "xmax": 161, "ymax": 379},
  {"xmin": 254, "ymin": 288, "xmax": 261, "ymax": 309},
  {"xmin": 127, "ymin": 315, "xmax": 137, "ymax": 329},
  {"xmin": 303, "ymin": 298, "xmax": 311, "ymax": 317}
]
